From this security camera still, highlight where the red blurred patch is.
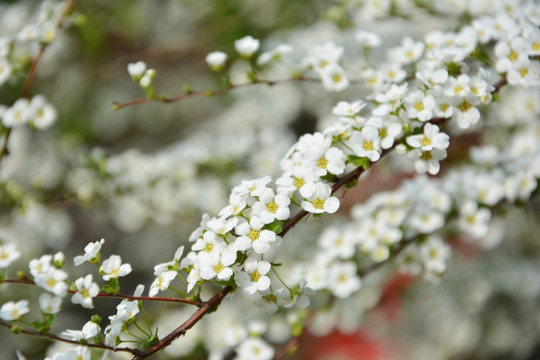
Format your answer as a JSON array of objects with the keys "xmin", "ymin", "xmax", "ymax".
[
  {"xmin": 374, "ymin": 272, "xmax": 416, "ymax": 322},
  {"xmin": 299, "ymin": 330, "xmax": 388, "ymax": 360}
]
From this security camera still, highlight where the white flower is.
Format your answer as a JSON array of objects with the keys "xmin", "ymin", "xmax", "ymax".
[
  {"xmin": 29, "ymin": 95, "xmax": 57, "ymax": 129},
  {"xmin": 450, "ymin": 95, "xmax": 481, "ymax": 129},
  {"xmin": 39, "ymin": 293, "xmax": 62, "ymax": 314},
  {"xmin": 390, "ymin": 37, "xmax": 424, "ymax": 64},
  {"xmin": 0, "ymin": 300, "xmax": 30, "ymax": 321},
  {"xmin": 197, "ymin": 244, "xmax": 236, "ymax": 281},
  {"xmin": 0, "ymin": 58, "xmax": 13, "ymax": 86},
  {"xmin": 251, "ymin": 188, "xmax": 290, "ymax": 224},
  {"xmin": 0, "ymin": 242, "xmax": 20, "ymax": 268},
  {"xmin": 2, "ymin": 98, "xmax": 31, "ymax": 128},
  {"xmin": 458, "ymin": 200, "xmax": 491, "ymax": 238},
  {"xmin": 356, "ymin": 30, "xmax": 381, "ymax": 47},
  {"xmin": 48, "ymin": 346, "xmax": 90, "ymax": 360},
  {"xmin": 34, "ymin": 268, "xmax": 68, "ymax": 298},
  {"xmin": 232, "ymin": 176, "xmax": 272, "ymax": 199},
  {"xmin": 99, "ymin": 255, "xmax": 132, "ymax": 281},
  {"xmin": 495, "ymin": 37, "xmax": 529, "ymax": 73},
  {"xmin": 192, "ymin": 230, "xmax": 225, "ymax": 255},
  {"xmin": 206, "ymin": 51, "xmax": 228, "ymax": 71},
  {"xmin": 366, "ymin": 116, "xmax": 402, "ymax": 150},
  {"xmin": 301, "ymin": 183, "xmax": 340, "ymax": 214},
  {"xmin": 127, "ymin": 61, "xmax": 147, "ymax": 80},
  {"xmin": 318, "ymin": 227, "xmax": 355, "ymax": 259},
  {"xmin": 149, "ymin": 270, "xmax": 177, "ymax": 297},
  {"xmin": 327, "ymin": 262, "xmax": 361, "ymax": 299},
  {"xmin": 306, "ymin": 146, "xmax": 346, "ymax": 177},
  {"xmin": 409, "ymin": 208, "xmax": 445, "ymax": 234},
  {"xmin": 206, "ymin": 215, "xmax": 238, "ymax": 236},
  {"xmin": 257, "ymin": 44, "xmax": 293, "ymax": 66},
  {"xmin": 235, "ymin": 259, "xmax": 272, "ymax": 295},
  {"xmin": 332, "ymin": 100, "xmax": 366, "ymax": 117},
  {"xmin": 61, "ymin": 321, "xmax": 100, "ymax": 341},
  {"xmin": 370, "ymin": 245, "xmax": 390, "ymax": 262},
  {"xmin": 320, "ymin": 64, "xmax": 349, "ymax": 92},
  {"xmin": 276, "ymin": 168, "xmax": 319, "ymax": 198},
  {"xmin": 406, "ymin": 123, "xmax": 449, "ymax": 151},
  {"xmin": 236, "ymin": 337, "xmax": 274, "ymax": 360},
  {"xmin": 235, "ymin": 35, "xmax": 260, "ymax": 58},
  {"xmin": 420, "ymin": 236, "xmax": 451, "ymax": 275},
  {"xmin": 71, "ymin": 274, "xmax": 100, "ymax": 309},
  {"xmin": 350, "ymin": 126, "xmax": 382, "ymax": 162},
  {"xmin": 73, "ymin": 239, "xmax": 105, "ymax": 266},
  {"xmin": 235, "ymin": 217, "xmax": 277, "ymax": 254},
  {"xmin": 405, "ymin": 89, "xmax": 436, "ymax": 121},
  {"xmin": 112, "ymin": 296, "xmax": 140, "ymax": 322},
  {"xmin": 408, "ymin": 148, "xmax": 448, "ymax": 175}
]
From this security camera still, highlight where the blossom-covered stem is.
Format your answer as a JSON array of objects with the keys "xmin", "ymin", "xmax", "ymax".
[
  {"xmin": 3, "ymin": 278, "xmax": 202, "ymax": 306},
  {"xmin": 134, "ymin": 285, "xmax": 233, "ymax": 359},
  {"xmin": 0, "ymin": 320, "xmax": 143, "ymax": 356},
  {"xmin": 0, "ymin": 0, "xmax": 76, "ymax": 167},
  {"xmin": 112, "ymin": 76, "xmax": 348, "ymax": 110}
]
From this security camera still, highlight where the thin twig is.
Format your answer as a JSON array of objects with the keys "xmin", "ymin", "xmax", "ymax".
[
  {"xmin": 111, "ymin": 76, "xmax": 327, "ymax": 110},
  {"xmin": 3, "ymin": 278, "xmax": 202, "ymax": 306},
  {"xmin": 0, "ymin": 320, "xmax": 144, "ymax": 356}
]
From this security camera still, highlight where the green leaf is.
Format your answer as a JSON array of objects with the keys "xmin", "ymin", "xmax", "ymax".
[
  {"xmin": 345, "ymin": 179, "xmax": 358, "ymax": 189},
  {"xmin": 263, "ymin": 220, "xmax": 285, "ymax": 234},
  {"xmin": 142, "ymin": 334, "xmax": 159, "ymax": 349},
  {"xmin": 347, "ymin": 155, "xmax": 370, "ymax": 170},
  {"xmin": 446, "ymin": 62, "xmax": 462, "ymax": 77}
]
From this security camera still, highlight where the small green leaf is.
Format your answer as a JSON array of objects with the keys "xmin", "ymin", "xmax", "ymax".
[
  {"xmin": 264, "ymin": 220, "xmax": 285, "ymax": 234},
  {"xmin": 182, "ymin": 83, "xmax": 191, "ymax": 94},
  {"xmin": 446, "ymin": 62, "xmax": 461, "ymax": 77},
  {"xmin": 91, "ymin": 314, "xmax": 102, "ymax": 324},
  {"xmin": 345, "ymin": 179, "xmax": 358, "ymax": 189},
  {"xmin": 347, "ymin": 155, "xmax": 370, "ymax": 170}
]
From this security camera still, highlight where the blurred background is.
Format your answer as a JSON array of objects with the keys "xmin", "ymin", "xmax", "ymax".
[{"xmin": 0, "ymin": 0, "xmax": 539, "ymax": 359}]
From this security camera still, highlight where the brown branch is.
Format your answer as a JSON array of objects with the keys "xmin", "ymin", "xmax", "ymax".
[
  {"xmin": 133, "ymin": 285, "xmax": 233, "ymax": 359},
  {"xmin": 3, "ymin": 279, "xmax": 202, "ymax": 306},
  {"xmin": 111, "ymin": 77, "xmax": 326, "ymax": 110},
  {"xmin": 0, "ymin": 320, "xmax": 144, "ymax": 356}
]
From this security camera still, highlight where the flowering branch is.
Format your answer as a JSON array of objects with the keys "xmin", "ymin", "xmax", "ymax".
[
  {"xmin": 133, "ymin": 285, "xmax": 233, "ymax": 359},
  {"xmin": 0, "ymin": 0, "xmax": 75, "ymax": 166},
  {"xmin": 2, "ymin": 278, "xmax": 202, "ymax": 306},
  {"xmin": 0, "ymin": 320, "xmax": 144, "ymax": 356},
  {"xmin": 111, "ymin": 76, "xmax": 344, "ymax": 110}
]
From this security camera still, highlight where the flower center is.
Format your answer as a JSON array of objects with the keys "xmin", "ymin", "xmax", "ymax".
[
  {"xmin": 293, "ymin": 176, "xmax": 305, "ymax": 189},
  {"xmin": 317, "ymin": 157, "xmax": 328, "ymax": 169},
  {"xmin": 249, "ymin": 229, "xmax": 260, "ymax": 241},
  {"xmin": 266, "ymin": 201, "xmax": 278, "ymax": 213},
  {"xmin": 508, "ymin": 50, "xmax": 519, "ymax": 61},
  {"xmin": 313, "ymin": 199, "xmax": 325, "ymax": 210},
  {"xmin": 250, "ymin": 271, "xmax": 261, "ymax": 282},
  {"xmin": 421, "ymin": 136, "xmax": 432, "ymax": 147},
  {"xmin": 47, "ymin": 278, "xmax": 57, "ymax": 289},
  {"xmin": 414, "ymin": 102, "xmax": 425, "ymax": 112},
  {"xmin": 420, "ymin": 151, "xmax": 432, "ymax": 160},
  {"xmin": 459, "ymin": 101, "xmax": 472, "ymax": 112},
  {"xmin": 363, "ymin": 141, "xmax": 374, "ymax": 151},
  {"xmin": 214, "ymin": 262, "xmax": 224, "ymax": 274}
]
